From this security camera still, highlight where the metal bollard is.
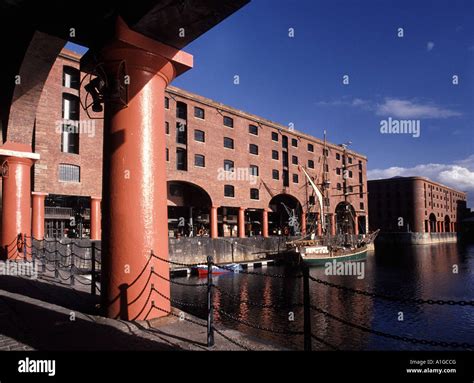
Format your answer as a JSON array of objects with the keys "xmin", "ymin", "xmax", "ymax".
[
  {"xmin": 302, "ymin": 263, "xmax": 312, "ymax": 351},
  {"xmin": 207, "ymin": 255, "xmax": 214, "ymax": 347}
]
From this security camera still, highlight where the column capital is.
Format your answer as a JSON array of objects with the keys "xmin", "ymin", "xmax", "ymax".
[
  {"xmin": 91, "ymin": 196, "xmax": 102, "ymax": 201},
  {"xmin": 0, "ymin": 142, "xmax": 40, "ymax": 163},
  {"xmin": 32, "ymin": 192, "xmax": 48, "ymax": 197}
]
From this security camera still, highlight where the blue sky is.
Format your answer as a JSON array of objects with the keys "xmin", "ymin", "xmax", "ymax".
[{"xmin": 67, "ymin": 0, "xmax": 474, "ymax": 204}]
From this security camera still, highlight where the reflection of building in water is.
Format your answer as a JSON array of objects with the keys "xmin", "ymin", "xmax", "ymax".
[{"xmin": 311, "ymin": 269, "xmax": 375, "ymax": 350}]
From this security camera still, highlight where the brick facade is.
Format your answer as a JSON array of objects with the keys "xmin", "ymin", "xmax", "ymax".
[
  {"xmin": 33, "ymin": 49, "xmax": 103, "ymax": 198},
  {"xmin": 368, "ymin": 177, "xmax": 467, "ymax": 233},
  {"xmin": 31, "ymin": 48, "xmax": 370, "ymax": 237},
  {"xmin": 164, "ymin": 86, "xmax": 369, "ymax": 227}
]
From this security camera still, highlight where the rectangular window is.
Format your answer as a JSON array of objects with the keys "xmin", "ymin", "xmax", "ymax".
[
  {"xmin": 250, "ymin": 165, "xmax": 259, "ymax": 177},
  {"xmin": 249, "ymin": 144, "xmax": 259, "ymax": 155},
  {"xmin": 165, "ymin": 121, "xmax": 169, "ymax": 135},
  {"xmin": 224, "ymin": 160, "xmax": 234, "ymax": 172},
  {"xmin": 336, "ymin": 168, "xmax": 341, "ymax": 175},
  {"xmin": 63, "ymin": 66, "xmax": 80, "ymax": 90},
  {"xmin": 308, "ymin": 160, "xmax": 314, "ymax": 169},
  {"xmin": 282, "ymin": 152, "xmax": 289, "ymax": 167},
  {"xmin": 176, "ymin": 148, "xmax": 187, "ymax": 171},
  {"xmin": 249, "ymin": 124, "xmax": 258, "ymax": 135},
  {"xmin": 336, "ymin": 153, "xmax": 341, "ymax": 160},
  {"xmin": 323, "ymin": 148, "xmax": 329, "ymax": 157},
  {"xmin": 194, "ymin": 129, "xmax": 205, "ymax": 142},
  {"xmin": 272, "ymin": 150, "xmax": 279, "ymax": 160},
  {"xmin": 283, "ymin": 170, "xmax": 289, "ymax": 187},
  {"xmin": 250, "ymin": 188, "xmax": 259, "ymax": 200},
  {"xmin": 166, "ymin": 148, "xmax": 169, "ymax": 162},
  {"xmin": 62, "ymin": 94, "xmax": 80, "ymax": 120},
  {"xmin": 337, "ymin": 183, "xmax": 342, "ymax": 191},
  {"xmin": 293, "ymin": 174, "xmax": 299, "ymax": 183},
  {"xmin": 176, "ymin": 102, "xmax": 187, "ymax": 119},
  {"xmin": 282, "ymin": 136, "xmax": 288, "ymax": 149},
  {"xmin": 194, "ymin": 107, "xmax": 205, "ymax": 119},
  {"xmin": 59, "ymin": 164, "xmax": 80, "ymax": 182},
  {"xmin": 165, "ymin": 97, "xmax": 169, "ymax": 109},
  {"xmin": 272, "ymin": 132, "xmax": 279, "ymax": 142},
  {"xmin": 224, "ymin": 185, "xmax": 235, "ymax": 198},
  {"xmin": 176, "ymin": 122, "xmax": 187, "ymax": 144},
  {"xmin": 348, "ymin": 157, "xmax": 353, "ymax": 164},
  {"xmin": 291, "ymin": 138, "xmax": 298, "ymax": 147},
  {"xmin": 292, "ymin": 155, "xmax": 298, "ymax": 165},
  {"xmin": 224, "ymin": 137, "xmax": 234, "ymax": 149},
  {"xmin": 272, "ymin": 169, "xmax": 279, "ymax": 180},
  {"xmin": 307, "ymin": 143, "xmax": 314, "ymax": 152},
  {"xmin": 360, "ymin": 202, "xmax": 365, "ymax": 210},
  {"xmin": 195, "ymin": 154, "xmax": 205, "ymax": 167},
  {"xmin": 61, "ymin": 123, "xmax": 79, "ymax": 154},
  {"xmin": 224, "ymin": 116, "xmax": 234, "ymax": 128}
]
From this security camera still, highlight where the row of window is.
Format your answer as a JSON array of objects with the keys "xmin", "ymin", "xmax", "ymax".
[
  {"xmin": 164, "ymin": 98, "xmax": 364, "ymax": 163},
  {"xmin": 223, "ymin": 185, "xmax": 260, "ymax": 199}
]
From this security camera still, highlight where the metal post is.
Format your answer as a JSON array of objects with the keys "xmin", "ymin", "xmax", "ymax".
[
  {"xmin": 54, "ymin": 239, "xmax": 59, "ymax": 279},
  {"xmin": 31, "ymin": 236, "xmax": 36, "ymax": 270},
  {"xmin": 70, "ymin": 252, "xmax": 75, "ymax": 286},
  {"xmin": 23, "ymin": 233, "xmax": 27, "ymax": 261},
  {"xmin": 302, "ymin": 263, "xmax": 312, "ymax": 351},
  {"xmin": 42, "ymin": 240, "xmax": 46, "ymax": 273},
  {"xmin": 207, "ymin": 255, "xmax": 214, "ymax": 347},
  {"xmin": 91, "ymin": 242, "xmax": 96, "ymax": 296}
]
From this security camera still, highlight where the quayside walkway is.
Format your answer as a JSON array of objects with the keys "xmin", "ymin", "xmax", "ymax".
[{"xmin": 0, "ymin": 267, "xmax": 279, "ymax": 351}]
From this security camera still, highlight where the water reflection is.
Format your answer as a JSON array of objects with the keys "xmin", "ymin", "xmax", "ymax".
[{"xmin": 171, "ymin": 242, "xmax": 474, "ymax": 350}]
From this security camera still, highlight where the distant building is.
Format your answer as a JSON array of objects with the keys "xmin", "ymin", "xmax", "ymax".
[{"xmin": 368, "ymin": 177, "xmax": 467, "ymax": 234}]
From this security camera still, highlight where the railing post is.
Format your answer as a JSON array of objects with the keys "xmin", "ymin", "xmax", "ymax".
[
  {"xmin": 302, "ymin": 263, "xmax": 312, "ymax": 351},
  {"xmin": 23, "ymin": 233, "xmax": 27, "ymax": 261},
  {"xmin": 31, "ymin": 235, "xmax": 36, "ymax": 270},
  {"xmin": 70, "ymin": 252, "xmax": 75, "ymax": 286},
  {"xmin": 207, "ymin": 255, "xmax": 214, "ymax": 347},
  {"xmin": 42, "ymin": 239, "xmax": 46, "ymax": 273},
  {"xmin": 54, "ymin": 239, "xmax": 59, "ymax": 279},
  {"xmin": 91, "ymin": 242, "xmax": 96, "ymax": 296}
]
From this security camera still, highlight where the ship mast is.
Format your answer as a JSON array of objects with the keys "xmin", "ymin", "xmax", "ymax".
[{"xmin": 323, "ymin": 130, "xmax": 329, "ymax": 236}]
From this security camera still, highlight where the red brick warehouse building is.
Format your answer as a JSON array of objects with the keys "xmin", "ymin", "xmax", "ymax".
[
  {"xmin": 9, "ymin": 47, "xmax": 370, "ymax": 240},
  {"xmin": 368, "ymin": 177, "xmax": 467, "ymax": 234}
]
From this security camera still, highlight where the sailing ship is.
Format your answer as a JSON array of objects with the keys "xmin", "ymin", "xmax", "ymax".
[{"xmin": 284, "ymin": 132, "xmax": 379, "ymax": 266}]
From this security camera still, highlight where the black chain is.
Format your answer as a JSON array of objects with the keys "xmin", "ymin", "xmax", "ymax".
[
  {"xmin": 308, "ymin": 275, "xmax": 474, "ymax": 306},
  {"xmin": 217, "ymin": 263, "xmax": 303, "ymax": 279},
  {"xmin": 212, "ymin": 284, "xmax": 303, "ymax": 309},
  {"xmin": 311, "ymin": 333, "xmax": 340, "ymax": 351},
  {"xmin": 152, "ymin": 253, "xmax": 205, "ymax": 268},
  {"xmin": 217, "ymin": 308, "xmax": 303, "ymax": 336},
  {"xmin": 152, "ymin": 270, "xmax": 207, "ymax": 287},
  {"xmin": 310, "ymin": 304, "xmax": 474, "ymax": 349},
  {"xmin": 152, "ymin": 288, "xmax": 206, "ymax": 308},
  {"xmin": 150, "ymin": 304, "xmax": 207, "ymax": 328}
]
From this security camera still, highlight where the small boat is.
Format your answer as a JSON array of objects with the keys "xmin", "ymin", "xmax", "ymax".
[
  {"xmin": 295, "ymin": 243, "xmax": 368, "ymax": 266},
  {"xmin": 283, "ymin": 134, "xmax": 379, "ymax": 267},
  {"xmin": 194, "ymin": 263, "xmax": 242, "ymax": 277}
]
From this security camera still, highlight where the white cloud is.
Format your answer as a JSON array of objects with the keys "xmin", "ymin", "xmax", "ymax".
[
  {"xmin": 375, "ymin": 98, "xmax": 462, "ymax": 119},
  {"xmin": 316, "ymin": 97, "xmax": 461, "ymax": 119},
  {"xmin": 427, "ymin": 41, "xmax": 435, "ymax": 51},
  {"xmin": 368, "ymin": 156, "xmax": 474, "ymax": 205}
]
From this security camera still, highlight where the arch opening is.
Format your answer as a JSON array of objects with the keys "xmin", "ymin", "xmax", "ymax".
[{"xmin": 167, "ymin": 181, "xmax": 212, "ymax": 237}]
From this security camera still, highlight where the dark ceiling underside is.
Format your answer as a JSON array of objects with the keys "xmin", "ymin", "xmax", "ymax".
[{"xmin": 0, "ymin": 0, "xmax": 249, "ymax": 51}]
